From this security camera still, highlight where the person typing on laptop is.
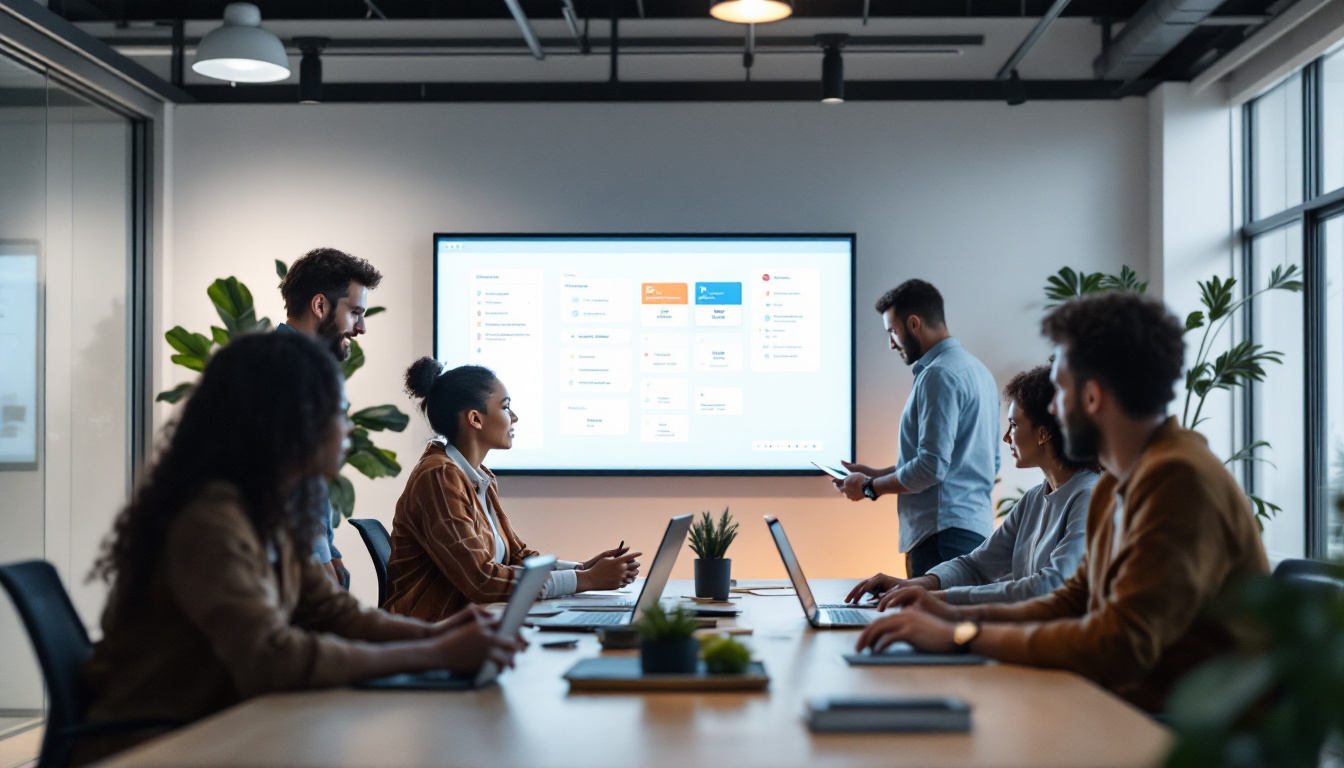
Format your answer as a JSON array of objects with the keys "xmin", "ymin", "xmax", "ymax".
[
  {"xmin": 385, "ymin": 359, "xmax": 642, "ymax": 622},
  {"xmin": 854, "ymin": 294, "xmax": 1269, "ymax": 713},
  {"xmin": 845, "ymin": 364, "xmax": 1099, "ymax": 608}
]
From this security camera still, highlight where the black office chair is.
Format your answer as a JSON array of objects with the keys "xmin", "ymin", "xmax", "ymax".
[
  {"xmin": 0, "ymin": 560, "xmax": 182, "ymax": 768},
  {"xmin": 348, "ymin": 519, "xmax": 392, "ymax": 608},
  {"xmin": 1272, "ymin": 558, "xmax": 1344, "ymax": 596}
]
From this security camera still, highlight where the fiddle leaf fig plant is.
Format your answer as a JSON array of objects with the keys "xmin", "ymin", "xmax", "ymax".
[
  {"xmin": 156, "ymin": 266, "xmax": 408, "ymax": 523},
  {"xmin": 1041, "ymin": 263, "xmax": 1302, "ymax": 527}
]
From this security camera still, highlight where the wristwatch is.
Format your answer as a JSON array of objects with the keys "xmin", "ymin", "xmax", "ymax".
[
  {"xmin": 952, "ymin": 620, "xmax": 981, "ymax": 653},
  {"xmin": 861, "ymin": 477, "xmax": 878, "ymax": 501}
]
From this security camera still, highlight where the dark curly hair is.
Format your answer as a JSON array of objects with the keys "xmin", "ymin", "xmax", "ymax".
[
  {"xmin": 1041, "ymin": 292, "xmax": 1186, "ymax": 418},
  {"xmin": 1003, "ymin": 365, "xmax": 1102, "ymax": 474},
  {"xmin": 874, "ymin": 279, "xmax": 945, "ymax": 327},
  {"xmin": 280, "ymin": 247, "xmax": 382, "ymax": 319},
  {"xmin": 92, "ymin": 332, "xmax": 344, "ymax": 618},
  {"xmin": 404, "ymin": 357, "xmax": 498, "ymax": 442}
]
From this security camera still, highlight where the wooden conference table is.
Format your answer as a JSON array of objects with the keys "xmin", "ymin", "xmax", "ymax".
[{"xmin": 96, "ymin": 580, "xmax": 1170, "ymax": 768}]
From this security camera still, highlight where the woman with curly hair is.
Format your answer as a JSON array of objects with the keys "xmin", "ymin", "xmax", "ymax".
[
  {"xmin": 846, "ymin": 363, "xmax": 1100, "ymax": 608},
  {"xmin": 76, "ymin": 333, "xmax": 520, "ymax": 766}
]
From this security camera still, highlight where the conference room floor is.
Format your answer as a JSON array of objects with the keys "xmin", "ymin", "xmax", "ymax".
[{"xmin": 94, "ymin": 580, "xmax": 1170, "ymax": 768}]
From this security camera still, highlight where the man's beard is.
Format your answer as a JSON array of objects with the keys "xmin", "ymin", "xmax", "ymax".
[
  {"xmin": 316, "ymin": 311, "xmax": 352, "ymax": 362},
  {"xmin": 1060, "ymin": 397, "xmax": 1102, "ymax": 464},
  {"xmin": 900, "ymin": 333, "xmax": 924, "ymax": 366}
]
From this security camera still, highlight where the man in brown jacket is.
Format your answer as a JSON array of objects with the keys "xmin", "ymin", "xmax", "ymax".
[{"xmin": 857, "ymin": 292, "xmax": 1269, "ymax": 713}]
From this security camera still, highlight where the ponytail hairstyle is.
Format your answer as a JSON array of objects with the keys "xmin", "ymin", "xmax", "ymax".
[{"xmin": 404, "ymin": 357, "xmax": 499, "ymax": 441}]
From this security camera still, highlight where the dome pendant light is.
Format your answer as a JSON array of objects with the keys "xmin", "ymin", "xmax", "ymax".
[
  {"xmin": 192, "ymin": 3, "xmax": 291, "ymax": 84},
  {"xmin": 710, "ymin": 0, "xmax": 793, "ymax": 24}
]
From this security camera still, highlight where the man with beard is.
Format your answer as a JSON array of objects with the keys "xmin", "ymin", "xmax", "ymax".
[
  {"xmin": 277, "ymin": 247, "xmax": 384, "ymax": 586},
  {"xmin": 855, "ymin": 292, "xmax": 1269, "ymax": 714},
  {"xmin": 836, "ymin": 279, "xmax": 999, "ymax": 578}
]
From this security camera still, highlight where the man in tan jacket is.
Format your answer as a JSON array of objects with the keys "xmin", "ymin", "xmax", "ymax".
[{"xmin": 857, "ymin": 292, "xmax": 1269, "ymax": 713}]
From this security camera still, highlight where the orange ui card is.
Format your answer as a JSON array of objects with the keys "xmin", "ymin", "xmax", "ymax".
[{"xmin": 641, "ymin": 283, "xmax": 689, "ymax": 304}]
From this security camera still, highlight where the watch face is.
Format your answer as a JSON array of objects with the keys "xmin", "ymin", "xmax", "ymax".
[{"xmin": 954, "ymin": 622, "xmax": 979, "ymax": 645}]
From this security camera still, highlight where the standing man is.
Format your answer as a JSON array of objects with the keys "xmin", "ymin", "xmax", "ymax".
[
  {"xmin": 856, "ymin": 292, "xmax": 1269, "ymax": 713},
  {"xmin": 837, "ymin": 279, "xmax": 999, "ymax": 579},
  {"xmin": 276, "ymin": 247, "xmax": 384, "ymax": 586}
]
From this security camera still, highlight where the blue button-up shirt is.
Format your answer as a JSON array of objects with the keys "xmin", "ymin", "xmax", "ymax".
[
  {"xmin": 276, "ymin": 321, "xmax": 341, "ymax": 563},
  {"xmin": 892, "ymin": 338, "xmax": 999, "ymax": 551}
]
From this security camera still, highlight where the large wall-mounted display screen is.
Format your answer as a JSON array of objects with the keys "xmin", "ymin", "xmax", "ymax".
[{"xmin": 433, "ymin": 235, "xmax": 854, "ymax": 474}]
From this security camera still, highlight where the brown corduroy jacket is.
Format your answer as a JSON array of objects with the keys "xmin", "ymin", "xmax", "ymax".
[
  {"xmin": 76, "ymin": 482, "xmax": 384, "ymax": 765},
  {"xmin": 981, "ymin": 418, "xmax": 1269, "ymax": 712},
  {"xmin": 383, "ymin": 442, "xmax": 538, "ymax": 621}
]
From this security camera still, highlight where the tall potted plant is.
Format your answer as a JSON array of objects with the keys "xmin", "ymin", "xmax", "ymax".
[
  {"xmin": 155, "ymin": 267, "xmax": 409, "ymax": 525},
  {"xmin": 1039, "ymin": 264, "xmax": 1302, "ymax": 527},
  {"xmin": 689, "ymin": 508, "xmax": 738, "ymax": 600}
]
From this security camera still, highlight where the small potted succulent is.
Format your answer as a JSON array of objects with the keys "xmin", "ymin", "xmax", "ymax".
[
  {"xmin": 634, "ymin": 603, "xmax": 701, "ymax": 675},
  {"xmin": 689, "ymin": 507, "xmax": 738, "ymax": 600},
  {"xmin": 700, "ymin": 634, "xmax": 752, "ymax": 674}
]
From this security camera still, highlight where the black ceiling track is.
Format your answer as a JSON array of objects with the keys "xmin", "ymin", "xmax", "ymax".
[{"xmin": 182, "ymin": 78, "xmax": 1151, "ymax": 103}]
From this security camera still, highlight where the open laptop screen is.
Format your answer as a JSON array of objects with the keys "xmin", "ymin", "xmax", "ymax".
[
  {"xmin": 765, "ymin": 516, "xmax": 819, "ymax": 619},
  {"xmin": 630, "ymin": 514, "xmax": 694, "ymax": 622}
]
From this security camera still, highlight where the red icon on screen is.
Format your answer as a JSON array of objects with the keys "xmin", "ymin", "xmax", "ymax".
[{"xmin": 762, "ymin": 274, "xmax": 771, "ymax": 281}]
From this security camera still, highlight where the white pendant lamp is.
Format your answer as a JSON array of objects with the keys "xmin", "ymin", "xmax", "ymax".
[
  {"xmin": 192, "ymin": 3, "xmax": 291, "ymax": 84},
  {"xmin": 710, "ymin": 0, "xmax": 793, "ymax": 24}
]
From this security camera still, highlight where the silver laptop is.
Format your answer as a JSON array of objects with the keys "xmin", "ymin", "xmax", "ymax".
[
  {"xmin": 532, "ymin": 514, "xmax": 693, "ymax": 631},
  {"xmin": 354, "ymin": 554, "xmax": 557, "ymax": 689},
  {"xmin": 764, "ymin": 516, "xmax": 876, "ymax": 628}
]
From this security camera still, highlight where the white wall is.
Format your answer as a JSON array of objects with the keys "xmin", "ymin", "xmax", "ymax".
[{"xmin": 166, "ymin": 99, "xmax": 1148, "ymax": 607}]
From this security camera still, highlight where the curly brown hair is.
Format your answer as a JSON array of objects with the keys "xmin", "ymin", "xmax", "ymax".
[
  {"xmin": 1004, "ymin": 364, "xmax": 1102, "ymax": 474},
  {"xmin": 280, "ymin": 247, "xmax": 382, "ymax": 319},
  {"xmin": 91, "ymin": 333, "xmax": 343, "ymax": 618}
]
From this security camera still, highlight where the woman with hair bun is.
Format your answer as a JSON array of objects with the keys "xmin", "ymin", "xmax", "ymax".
[{"xmin": 385, "ymin": 358, "xmax": 642, "ymax": 621}]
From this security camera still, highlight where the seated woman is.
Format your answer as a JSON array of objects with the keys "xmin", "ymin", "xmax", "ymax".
[
  {"xmin": 846, "ymin": 364, "xmax": 1100, "ymax": 608},
  {"xmin": 77, "ymin": 334, "xmax": 520, "ymax": 766},
  {"xmin": 385, "ymin": 359, "xmax": 641, "ymax": 622}
]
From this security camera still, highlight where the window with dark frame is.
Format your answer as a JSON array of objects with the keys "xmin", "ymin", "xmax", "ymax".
[{"xmin": 1243, "ymin": 48, "xmax": 1344, "ymax": 560}]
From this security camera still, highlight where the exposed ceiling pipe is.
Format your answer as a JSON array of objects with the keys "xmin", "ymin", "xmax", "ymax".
[
  {"xmin": 501, "ymin": 0, "xmax": 545, "ymax": 59},
  {"xmin": 995, "ymin": 0, "xmax": 1074, "ymax": 79},
  {"xmin": 1093, "ymin": 0, "xmax": 1226, "ymax": 81},
  {"xmin": 560, "ymin": 0, "xmax": 583, "ymax": 49}
]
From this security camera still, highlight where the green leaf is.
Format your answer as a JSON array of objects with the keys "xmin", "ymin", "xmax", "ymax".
[
  {"xmin": 1168, "ymin": 654, "xmax": 1277, "ymax": 733},
  {"xmin": 1225, "ymin": 441, "xmax": 1275, "ymax": 469},
  {"xmin": 347, "ymin": 447, "xmax": 401, "ymax": 479},
  {"xmin": 1044, "ymin": 267, "xmax": 1108, "ymax": 307},
  {"xmin": 1199, "ymin": 275, "xmax": 1236, "ymax": 322},
  {"xmin": 275, "ymin": 259, "xmax": 288, "ymax": 281},
  {"xmin": 328, "ymin": 473, "xmax": 354, "ymax": 521},
  {"xmin": 1098, "ymin": 265, "xmax": 1149, "ymax": 294},
  {"xmin": 996, "ymin": 487, "xmax": 1028, "ymax": 518},
  {"xmin": 170, "ymin": 353, "xmax": 208, "ymax": 372},
  {"xmin": 207, "ymin": 277, "xmax": 250, "ymax": 332},
  {"xmin": 1265, "ymin": 264, "xmax": 1303, "ymax": 293},
  {"xmin": 1247, "ymin": 493, "xmax": 1282, "ymax": 526},
  {"xmin": 165, "ymin": 326, "xmax": 213, "ymax": 358},
  {"xmin": 365, "ymin": 306, "xmax": 386, "ymax": 317},
  {"xmin": 343, "ymin": 338, "xmax": 366, "ymax": 380},
  {"xmin": 1185, "ymin": 311, "xmax": 1205, "ymax": 332},
  {"xmin": 351, "ymin": 404, "xmax": 410, "ymax": 432},
  {"xmin": 155, "ymin": 382, "xmax": 194, "ymax": 403},
  {"xmin": 210, "ymin": 326, "xmax": 230, "ymax": 346}
]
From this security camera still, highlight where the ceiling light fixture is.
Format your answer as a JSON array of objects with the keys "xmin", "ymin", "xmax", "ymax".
[
  {"xmin": 296, "ymin": 38, "xmax": 326, "ymax": 104},
  {"xmin": 818, "ymin": 35, "xmax": 846, "ymax": 104},
  {"xmin": 710, "ymin": 0, "xmax": 793, "ymax": 24},
  {"xmin": 1006, "ymin": 69, "xmax": 1027, "ymax": 106},
  {"xmin": 192, "ymin": 3, "xmax": 291, "ymax": 84}
]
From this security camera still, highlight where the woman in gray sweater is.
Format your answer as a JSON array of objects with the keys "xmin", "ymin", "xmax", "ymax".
[{"xmin": 847, "ymin": 364, "xmax": 1100, "ymax": 607}]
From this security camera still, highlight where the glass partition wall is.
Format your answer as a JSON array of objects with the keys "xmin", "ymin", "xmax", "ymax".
[{"xmin": 0, "ymin": 48, "xmax": 139, "ymax": 715}]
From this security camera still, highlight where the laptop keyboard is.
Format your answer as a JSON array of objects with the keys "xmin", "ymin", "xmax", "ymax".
[
  {"xmin": 824, "ymin": 609, "xmax": 874, "ymax": 625},
  {"xmin": 549, "ymin": 611, "xmax": 629, "ymax": 626},
  {"xmin": 817, "ymin": 603, "xmax": 874, "ymax": 610}
]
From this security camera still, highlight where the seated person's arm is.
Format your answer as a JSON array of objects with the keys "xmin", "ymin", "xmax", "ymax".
[{"xmin": 167, "ymin": 505, "xmax": 516, "ymax": 693}]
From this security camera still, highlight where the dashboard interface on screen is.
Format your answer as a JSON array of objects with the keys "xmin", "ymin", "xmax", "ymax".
[{"xmin": 433, "ymin": 236, "xmax": 854, "ymax": 473}]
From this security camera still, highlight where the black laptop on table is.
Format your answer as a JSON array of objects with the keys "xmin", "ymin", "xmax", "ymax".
[
  {"xmin": 531, "ymin": 514, "xmax": 693, "ymax": 631},
  {"xmin": 764, "ymin": 515, "xmax": 877, "ymax": 628}
]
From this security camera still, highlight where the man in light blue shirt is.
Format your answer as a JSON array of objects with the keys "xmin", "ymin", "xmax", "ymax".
[{"xmin": 837, "ymin": 279, "xmax": 999, "ymax": 577}]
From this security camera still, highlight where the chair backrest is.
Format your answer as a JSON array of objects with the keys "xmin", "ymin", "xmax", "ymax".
[
  {"xmin": 347, "ymin": 519, "xmax": 391, "ymax": 608},
  {"xmin": 0, "ymin": 560, "xmax": 94, "ymax": 768},
  {"xmin": 1272, "ymin": 558, "xmax": 1344, "ymax": 596}
]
